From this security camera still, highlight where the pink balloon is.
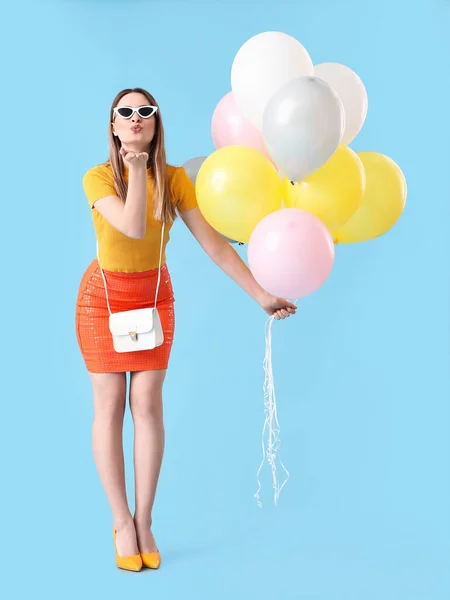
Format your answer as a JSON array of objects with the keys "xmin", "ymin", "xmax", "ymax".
[
  {"xmin": 211, "ymin": 92, "xmax": 272, "ymax": 161},
  {"xmin": 248, "ymin": 208, "xmax": 335, "ymax": 298}
]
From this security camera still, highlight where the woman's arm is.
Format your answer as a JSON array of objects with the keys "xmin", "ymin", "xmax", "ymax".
[
  {"xmin": 91, "ymin": 151, "xmax": 148, "ymax": 239},
  {"xmin": 179, "ymin": 207, "xmax": 297, "ymax": 320}
]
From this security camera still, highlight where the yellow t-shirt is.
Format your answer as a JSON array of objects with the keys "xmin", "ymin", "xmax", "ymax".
[{"xmin": 82, "ymin": 163, "xmax": 198, "ymax": 272}]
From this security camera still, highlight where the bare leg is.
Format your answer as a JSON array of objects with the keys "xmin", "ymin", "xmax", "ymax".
[
  {"xmin": 90, "ymin": 372, "xmax": 139, "ymax": 557},
  {"xmin": 129, "ymin": 369, "xmax": 166, "ymax": 553}
]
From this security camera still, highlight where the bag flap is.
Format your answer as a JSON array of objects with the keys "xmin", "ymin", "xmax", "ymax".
[{"xmin": 109, "ymin": 307, "xmax": 155, "ymax": 336}]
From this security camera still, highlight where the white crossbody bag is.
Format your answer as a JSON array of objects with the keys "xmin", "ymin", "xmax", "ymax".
[{"xmin": 96, "ymin": 222, "xmax": 165, "ymax": 353}]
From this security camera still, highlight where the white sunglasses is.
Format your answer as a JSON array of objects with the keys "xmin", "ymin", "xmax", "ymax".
[{"xmin": 113, "ymin": 105, "xmax": 158, "ymax": 119}]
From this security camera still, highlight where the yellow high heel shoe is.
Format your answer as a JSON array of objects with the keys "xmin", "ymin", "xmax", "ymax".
[
  {"xmin": 112, "ymin": 526, "xmax": 143, "ymax": 572},
  {"xmin": 140, "ymin": 550, "xmax": 161, "ymax": 570}
]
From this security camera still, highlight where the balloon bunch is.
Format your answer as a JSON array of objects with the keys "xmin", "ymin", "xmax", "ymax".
[
  {"xmin": 184, "ymin": 31, "xmax": 407, "ymax": 300},
  {"xmin": 183, "ymin": 31, "xmax": 407, "ymax": 506}
]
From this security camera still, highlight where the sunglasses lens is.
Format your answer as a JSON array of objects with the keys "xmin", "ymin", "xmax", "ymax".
[
  {"xmin": 117, "ymin": 107, "xmax": 133, "ymax": 118},
  {"xmin": 138, "ymin": 106, "xmax": 155, "ymax": 118}
]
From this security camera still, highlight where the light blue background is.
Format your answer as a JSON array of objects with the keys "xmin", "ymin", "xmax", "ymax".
[{"xmin": 1, "ymin": 0, "xmax": 449, "ymax": 598}]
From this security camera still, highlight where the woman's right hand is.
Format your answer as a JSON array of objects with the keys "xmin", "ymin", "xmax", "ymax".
[{"xmin": 120, "ymin": 147, "xmax": 149, "ymax": 168}]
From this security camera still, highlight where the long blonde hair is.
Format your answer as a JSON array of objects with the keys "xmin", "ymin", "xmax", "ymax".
[{"xmin": 106, "ymin": 87, "xmax": 176, "ymax": 223}]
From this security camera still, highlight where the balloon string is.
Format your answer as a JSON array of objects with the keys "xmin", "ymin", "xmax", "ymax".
[{"xmin": 254, "ymin": 301, "xmax": 297, "ymax": 507}]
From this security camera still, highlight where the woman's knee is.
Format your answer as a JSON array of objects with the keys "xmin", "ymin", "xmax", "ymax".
[
  {"xmin": 90, "ymin": 372, "xmax": 127, "ymax": 420},
  {"xmin": 129, "ymin": 370, "xmax": 166, "ymax": 420}
]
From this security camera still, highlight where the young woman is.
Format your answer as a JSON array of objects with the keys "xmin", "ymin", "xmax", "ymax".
[{"xmin": 75, "ymin": 87, "xmax": 297, "ymax": 572}]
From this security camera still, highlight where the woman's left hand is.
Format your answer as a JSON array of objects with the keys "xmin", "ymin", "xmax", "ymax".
[{"xmin": 259, "ymin": 294, "xmax": 298, "ymax": 320}]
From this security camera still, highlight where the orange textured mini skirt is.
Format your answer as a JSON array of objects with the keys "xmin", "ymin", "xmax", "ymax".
[{"xmin": 75, "ymin": 259, "xmax": 175, "ymax": 373}]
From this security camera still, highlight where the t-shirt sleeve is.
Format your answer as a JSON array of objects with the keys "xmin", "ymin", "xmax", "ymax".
[
  {"xmin": 82, "ymin": 167, "xmax": 117, "ymax": 209},
  {"xmin": 172, "ymin": 167, "xmax": 198, "ymax": 212}
]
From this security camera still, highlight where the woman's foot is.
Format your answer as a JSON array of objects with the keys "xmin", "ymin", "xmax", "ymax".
[
  {"xmin": 134, "ymin": 518, "xmax": 161, "ymax": 569},
  {"xmin": 114, "ymin": 517, "xmax": 140, "ymax": 557},
  {"xmin": 134, "ymin": 519, "xmax": 158, "ymax": 554}
]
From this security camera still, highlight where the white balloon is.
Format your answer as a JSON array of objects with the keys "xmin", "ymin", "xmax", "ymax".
[
  {"xmin": 182, "ymin": 156, "xmax": 207, "ymax": 184},
  {"xmin": 314, "ymin": 62, "xmax": 368, "ymax": 145},
  {"xmin": 262, "ymin": 76, "xmax": 345, "ymax": 182},
  {"xmin": 231, "ymin": 31, "xmax": 313, "ymax": 131}
]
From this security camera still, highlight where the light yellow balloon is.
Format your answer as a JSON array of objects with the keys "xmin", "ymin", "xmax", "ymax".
[
  {"xmin": 281, "ymin": 145, "xmax": 365, "ymax": 232},
  {"xmin": 195, "ymin": 146, "xmax": 282, "ymax": 243},
  {"xmin": 334, "ymin": 152, "xmax": 407, "ymax": 243}
]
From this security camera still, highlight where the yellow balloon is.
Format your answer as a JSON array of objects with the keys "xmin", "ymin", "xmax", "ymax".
[
  {"xmin": 281, "ymin": 145, "xmax": 365, "ymax": 232},
  {"xmin": 195, "ymin": 146, "xmax": 282, "ymax": 243},
  {"xmin": 334, "ymin": 152, "xmax": 407, "ymax": 243}
]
